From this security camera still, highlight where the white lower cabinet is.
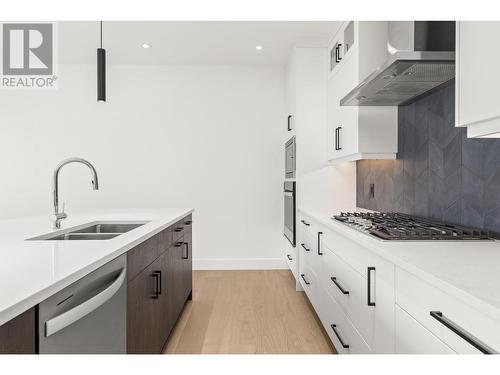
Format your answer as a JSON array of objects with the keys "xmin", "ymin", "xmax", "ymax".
[
  {"xmin": 297, "ymin": 211, "xmax": 499, "ymax": 355},
  {"xmin": 395, "ymin": 305, "xmax": 456, "ymax": 354}
]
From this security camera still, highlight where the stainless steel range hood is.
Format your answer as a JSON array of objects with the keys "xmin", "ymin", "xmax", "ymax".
[{"xmin": 341, "ymin": 21, "xmax": 455, "ymax": 106}]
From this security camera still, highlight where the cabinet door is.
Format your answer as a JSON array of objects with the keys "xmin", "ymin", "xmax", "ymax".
[
  {"xmin": 182, "ymin": 217, "xmax": 193, "ymax": 301},
  {"xmin": 167, "ymin": 241, "xmax": 186, "ymax": 328},
  {"xmin": 0, "ymin": 308, "xmax": 36, "ymax": 354},
  {"xmin": 457, "ymin": 22, "xmax": 500, "ymax": 129},
  {"xmin": 327, "ymin": 56, "xmax": 358, "ymax": 161},
  {"xmin": 127, "ymin": 259, "xmax": 162, "ymax": 354}
]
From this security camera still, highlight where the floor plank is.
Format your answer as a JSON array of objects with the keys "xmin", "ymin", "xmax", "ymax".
[{"xmin": 162, "ymin": 270, "xmax": 336, "ymax": 354}]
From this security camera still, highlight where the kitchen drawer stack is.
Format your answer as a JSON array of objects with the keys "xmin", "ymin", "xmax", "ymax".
[
  {"xmin": 127, "ymin": 214, "xmax": 192, "ymax": 354},
  {"xmin": 297, "ymin": 211, "xmax": 500, "ymax": 354}
]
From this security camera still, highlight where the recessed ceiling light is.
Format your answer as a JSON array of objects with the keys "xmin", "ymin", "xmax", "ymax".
[
  {"xmin": 255, "ymin": 45, "xmax": 263, "ymax": 51},
  {"xmin": 141, "ymin": 43, "xmax": 152, "ymax": 49}
]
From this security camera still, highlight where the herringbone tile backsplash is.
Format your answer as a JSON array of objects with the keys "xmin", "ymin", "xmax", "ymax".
[{"xmin": 356, "ymin": 80, "xmax": 500, "ymax": 235}]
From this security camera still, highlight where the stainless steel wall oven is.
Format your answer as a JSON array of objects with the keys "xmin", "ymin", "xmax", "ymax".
[{"xmin": 284, "ymin": 181, "xmax": 296, "ymax": 246}]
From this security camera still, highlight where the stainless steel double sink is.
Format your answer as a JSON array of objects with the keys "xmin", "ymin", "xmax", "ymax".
[{"xmin": 28, "ymin": 221, "xmax": 149, "ymax": 241}]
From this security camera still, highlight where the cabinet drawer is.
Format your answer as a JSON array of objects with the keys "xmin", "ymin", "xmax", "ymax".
[
  {"xmin": 322, "ymin": 247, "xmax": 374, "ymax": 345},
  {"xmin": 285, "ymin": 248, "xmax": 297, "ymax": 278},
  {"xmin": 299, "ymin": 263, "xmax": 316, "ymax": 301},
  {"xmin": 395, "ymin": 305, "xmax": 455, "ymax": 354},
  {"xmin": 127, "ymin": 234, "xmax": 159, "ymax": 282},
  {"xmin": 171, "ymin": 218, "xmax": 185, "ymax": 242},
  {"xmin": 395, "ymin": 267, "xmax": 500, "ymax": 354},
  {"xmin": 299, "ymin": 213, "xmax": 318, "ymax": 238},
  {"xmin": 319, "ymin": 291, "xmax": 371, "ymax": 354}
]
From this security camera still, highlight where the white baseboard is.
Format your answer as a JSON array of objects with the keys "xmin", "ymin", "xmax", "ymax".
[{"xmin": 193, "ymin": 258, "xmax": 287, "ymax": 270}]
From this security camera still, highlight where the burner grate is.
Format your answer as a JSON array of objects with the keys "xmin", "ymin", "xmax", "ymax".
[{"xmin": 333, "ymin": 212, "xmax": 492, "ymax": 241}]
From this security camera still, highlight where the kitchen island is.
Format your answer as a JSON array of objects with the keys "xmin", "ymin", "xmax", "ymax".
[{"xmin": 0, "ymin": 208, "xmax": 193, "ymax": 353}]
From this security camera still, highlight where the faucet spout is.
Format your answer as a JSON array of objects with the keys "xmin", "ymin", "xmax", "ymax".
[{"xmin": 52, "ymin": 157, "xmax": 99, "ymax": 229}]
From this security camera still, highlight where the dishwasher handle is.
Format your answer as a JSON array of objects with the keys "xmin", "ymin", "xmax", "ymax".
[{"xmin": 45, "ymin": 267, "xmax": 126, "ymax": 337}]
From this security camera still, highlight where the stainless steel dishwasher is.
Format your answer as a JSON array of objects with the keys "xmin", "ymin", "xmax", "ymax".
[{"xmin": 38, "ymin": 254, "xmax": 127, "ymax": 354}]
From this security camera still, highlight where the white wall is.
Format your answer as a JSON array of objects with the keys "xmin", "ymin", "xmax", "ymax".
[{"xmin": 0, "ymin": 64, "xmax": 285, "ymax": 268}]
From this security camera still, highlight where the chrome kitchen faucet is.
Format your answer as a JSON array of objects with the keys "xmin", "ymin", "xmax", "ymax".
[{"xmin": 52, "ymin": 157, "xmax": 99, "ymax": 229}]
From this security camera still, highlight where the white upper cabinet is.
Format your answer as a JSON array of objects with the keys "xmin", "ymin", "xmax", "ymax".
[
  {"xmin": 285, "ymin": 45, "xmax": 329, "ymax": 175},
  {"xmin": 456, "ymin": 21, "xmax": 500, "ymax": 138},
  {"xmin": 327, "ymin": 22, "xmax": 398, "ymax": 164}
]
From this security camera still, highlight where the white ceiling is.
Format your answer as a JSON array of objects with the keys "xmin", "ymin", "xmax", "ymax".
[{"xmin": 57, "ymin": 21, "xmax": 340, "ymax": 65}]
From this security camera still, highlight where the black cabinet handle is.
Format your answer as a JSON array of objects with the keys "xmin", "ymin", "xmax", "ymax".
[
  {"xmin": 183, "ymin": 242, "xmax": 189, "ymax": 260},
  {"xmin": 330, "ymin": 324, "xmax": 349, "ymax": 348},
  {"xmin": 367, "ymin": 267, "xmax": 376, "ymax": 306},
  {"xmin": 287, "ymin": 115, "xmax": 292, "ymax": 131},
  {"xmin": 337, "ymin": 126, "xmax": 342, "ymax": 150},
  {"xmin": 429, "ymin": 311, "xmax": 495, "ymax": 354},
  {"xmin": 152, "ymin": 272, "xmax": 160, "ymax": 299},
  {"xmin": 301, "ymin": 220, "xmax": 310, "ymax": 226},
  {"xmin": 331, "ymin": 277, "xmax": 349, "ymax": 295},
  {"xmin": 174, "ymin": 241, "xmax": 183, "ymax": 247},
  {"xmin": 184, "ymin": 220, "xmax": 192, "ymax": 225},
  {"xmin": 174, "ymin": 227, "xmax": 183, "ymax": 232},
  {"xmin": 317, "ymin": 232, "xmax": 323, "ymax": 256},
  {"xmin": 300, "ymin": 243, "xmax": 310, "ymax": 252},
  {"xmin": 334, "ymin": 127, "xmax": 338, "ymax": 150},
  {"xmin": 286, "ymin": 254, "xmax": 292, "ymax": 261},
  {"xmin": 300, "ymin": 274, "xmax": 310, "ymax": 285},
  {"xmin": 336, "ymin": 43, "xmax": 343, "ymax": 63}
]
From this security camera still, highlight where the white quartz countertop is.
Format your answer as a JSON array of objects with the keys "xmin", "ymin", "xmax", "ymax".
[
  {"xmin": 0, "ymin": 208, "xmax": 193, "ymax": 325},
  {"xmin": 299, "ymin": 207, "xmax": 500, "ymax": 323}
]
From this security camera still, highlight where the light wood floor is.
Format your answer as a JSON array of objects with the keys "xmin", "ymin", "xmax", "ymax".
[{"xmin": 163, "ymin": 270, "xmax": 336, "ymax": 354}]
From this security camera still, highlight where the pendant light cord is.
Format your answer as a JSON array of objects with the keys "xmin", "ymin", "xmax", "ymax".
[{"xmin": 100, "ymin": 21, "xmax": 103, "ymax": 49}]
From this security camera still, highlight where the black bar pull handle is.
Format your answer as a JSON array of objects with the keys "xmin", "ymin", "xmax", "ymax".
[
  {"xmin": 152, "ymin": 272, "xmax": 160, "ymax": 299},
  {"xmin": 367, "ymin": 267, "xmax": 376, "ymax": 306},
  {"xmin": 174, "ymin": 227, "xmax": 183, "ymax": 232},
  {"xmin": 300, "ymin": 274, "xmax": 310, "ymax": 285},
  {"xmin": 317, "ymin": 232, "xmax": 323, "ymax": 255},
  {"xmin": 337, "ymin": 126, "xmax": 342, "ymax": 150},
  {"xmin": 301, "ymin": 219, "xmax": 310, "ymax": 226},
  {"xmin": 429, "ymin": 311, "xmax": 495, "ymax": 354},
  {"xmin": 287, "ymin": 115, "xmax": 292, "ymax": 131},
  {"xmin": 183, "ymin": 242, "xmax": 189, "ymax": 260},
  {"xmin": 334, "ymin": 127, "xmax": 338, "ymax": 150},
  {"xmin": 300, "ymin": 243, "xmax": 310, "ymax": 252},
  {"xmin": 330, "ymin": 324, "xmax": 349, "ymax": 348},
  {"xmin": 184, "ymin": 220, "xmax": 192, "ymax": 226},
  {"xmin": 286, "ymin": 254, "xmax": 292, "ymax": 261},
  {"xmin": 331, "ymin": 277, "xmax": 349, "ymax": 295}
]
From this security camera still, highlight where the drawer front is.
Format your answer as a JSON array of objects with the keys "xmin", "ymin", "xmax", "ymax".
[
  {"xmin": 299, "ymin": 232, "xmax": 315, "ymax": 271},
  {"xmin": 395, "ymin": 305, "xmax": 456, "ymax": 354},
  {"xmin": 299, "ymin": 213, "xmax": 317, "ymax": 238},
  {"xmin": 285, "ymin": 247, "xmax": 297, "ymax": 278},
  {"xmin": 127, "ymin": 234, "xmax": 159, "ymax": 282},
  {"xmin": 171, "ymin": 218, "xmax": 185, "ymax": 242},
  {"xmin": 395, "ymin": 267, "xmax": 500, "ymax": 354},
  {"xmin": 319, "ymin": 291, "xmax": 371, "ymax": 354},
  {"xmin": 299, "ymin": 264, "xmax": 316, "ymax": 302},
  {"xmin": 322, "ymin": 247, "xmax": 375, "ymax": 345}
]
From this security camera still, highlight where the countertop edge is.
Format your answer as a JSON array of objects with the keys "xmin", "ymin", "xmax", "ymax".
[{"xmin": 0, "ymin": 208, "xmax": 194, "ymax": 326}]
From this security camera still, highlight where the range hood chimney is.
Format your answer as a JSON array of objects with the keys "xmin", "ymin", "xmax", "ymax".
[{"xmin": 341, "ymin": 21, "xmax": 455, "ymax": 106}]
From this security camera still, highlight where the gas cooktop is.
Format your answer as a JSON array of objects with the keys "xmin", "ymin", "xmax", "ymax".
[{"xmin": 332, "ymin": 212, "xmax": 493, "ymax": 241}]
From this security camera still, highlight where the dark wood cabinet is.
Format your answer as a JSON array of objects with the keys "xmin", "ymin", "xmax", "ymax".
[
  {"xmin": 127, "ymin": 215, "xmax": 193, "ymax": 354},
  {"xmin": 182, "ymin": 215, "xmax": 193, "ymax": 301},
  {"xmin": 0, "ymin": 307, "xmax": 36, "ymax": 354},
  {"xmin": 127, "ymin": 257, "xmax": 162, "ymax": 354}
]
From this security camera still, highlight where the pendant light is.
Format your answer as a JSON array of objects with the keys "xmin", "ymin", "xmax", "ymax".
[{"xmin": 97, "ymin": 21, "xmax": 106, "ymax": 102}]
